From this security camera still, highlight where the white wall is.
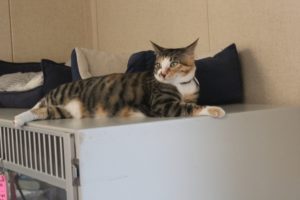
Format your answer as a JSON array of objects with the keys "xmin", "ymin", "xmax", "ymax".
[
  {"xmin": 1, "ymin": 0, "xmax": 299, "ymax": 105},
  {"xmin": 93, "ymin": 0, "xmax": 300, "ymax": 106},
  {"xmin": 0, "ymin": 0, "xmax": 93, "ymax": 62}
]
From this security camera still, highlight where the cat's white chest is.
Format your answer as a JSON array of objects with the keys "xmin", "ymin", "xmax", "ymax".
[{"xmin": 174, "ymin": 78, "xmax": 199, "ymax": 97}]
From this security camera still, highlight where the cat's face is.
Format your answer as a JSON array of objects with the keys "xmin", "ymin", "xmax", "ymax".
[{"xmin": 152, "ymin": 39, "xmax": 198, "ymax": 84}]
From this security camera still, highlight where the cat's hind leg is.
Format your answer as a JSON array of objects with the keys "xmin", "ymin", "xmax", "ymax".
[
  {"xmin": 14, "ymin": 106, "xmax": 72, "ymax": 127},
  {"xmin": 154, "ymin": 102, "xmax": 225, "ymax": 118},
  {"xmin": 196, "ymin": 106, "xmax": 225, "ymax": 118},
  {"xmin": 117, "ymin": 107, "xmax": 146, "ymax": 118}
]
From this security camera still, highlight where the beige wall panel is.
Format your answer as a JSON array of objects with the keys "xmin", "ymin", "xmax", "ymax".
[
  {"xmin": 96, "ymin": 0, "xmax": 210, "ymax": 56},
  {"xmin": 208, "ymin": 0, "xmax": 300, "ymax": 106},
  {"xmin": 10, "ymin": 0, "xmax": 92, "ymax": 62},
  {"xmin": 0, "ymin": 0, "xmax": 12, "ymax": 61}
]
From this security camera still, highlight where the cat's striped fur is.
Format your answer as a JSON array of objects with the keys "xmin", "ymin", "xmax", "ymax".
[{"xmin": 14, "ymin": 39, "xmax": 225, "ymax": 127}]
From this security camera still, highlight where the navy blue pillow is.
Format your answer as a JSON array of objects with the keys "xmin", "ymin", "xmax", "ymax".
[
  {"xmin": 126, "ymin": 50, "xmax": 156, "ymax": 73},
  {"xmin": 70, "ymin": 49, "xmax": 81, "ymax": 81},
  {"xmin": 0, "ymin": 60, "xmax": 43, "ymax": 108},
  {"xmin": 41, "ymin": 59, "xmax": 73, "ymax": 95},
  {"xmin": 195, "ymin": 44, "xmax": 243, "ymax": 105},
  {"xmin": 0, "ymin": 86, "xmax": 44, "ymax": 108},
  {"xmin": 125, "ymin": 44, "xmax": 243, "ymax": 105}
]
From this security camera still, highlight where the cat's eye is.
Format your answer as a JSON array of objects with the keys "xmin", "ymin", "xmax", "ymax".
[
  {"xmin": 155, "ymin": 63, "xmax": 161, "ymax": 68},
  {"xmin": 170, "ymin": 61, "xmax": 178, "ymax": 67}
]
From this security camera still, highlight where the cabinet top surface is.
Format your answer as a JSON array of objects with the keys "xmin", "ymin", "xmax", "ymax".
[{"xmin": 0, "ymin": 104, "xmax": 293, "ymax": 133}]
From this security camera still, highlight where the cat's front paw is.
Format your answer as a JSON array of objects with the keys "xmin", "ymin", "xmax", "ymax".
[
  {"xmin": 206, "ymin": 106, "xmax": 225, "ymax": 118},
  {"xmin": 13, "ymin": 116, "xmax": 25, "ymax": 128}
]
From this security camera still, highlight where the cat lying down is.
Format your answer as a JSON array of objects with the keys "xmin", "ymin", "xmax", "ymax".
[{"xmin": 14, "ymin": 39, "xmax": 225, "ymax": 127}]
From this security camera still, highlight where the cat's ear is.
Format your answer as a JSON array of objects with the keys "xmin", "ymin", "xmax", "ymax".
[
  {"xmin": 150, "ymin": 41, "xmax": 165, "ymax": 53},
  {"xmin": 184, "ymin": 38, "xmax": 199, "ymax": 55}
]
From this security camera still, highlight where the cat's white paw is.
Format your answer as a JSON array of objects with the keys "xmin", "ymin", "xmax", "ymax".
[
  {"xmin": 197, "ymin": 106, "xmax": 225, "ymax": 118},
  {"xmin": 13, "ymin": 110, "xmax": 37, "ymax": 128},
  {"xmin": 130, "ymin": 111, "xmax": 146, "ymax": 118},
  {"xmin": 206, "ymin": 106, "xmax": 225, "ymax": 118},
  {"xmin": 13, "ymin": 117, "xmax": 25, "ymax": 128}
]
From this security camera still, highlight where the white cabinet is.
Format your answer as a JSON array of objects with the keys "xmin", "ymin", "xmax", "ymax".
[{"xmin": 1, "ymin": 105, "xmax": 300, "ymax": 200}]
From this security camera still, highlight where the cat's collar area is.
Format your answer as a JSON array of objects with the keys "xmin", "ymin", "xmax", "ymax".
[{"xmin": 180, "ymin": 77, "xmax": 199, "ymax": 86}]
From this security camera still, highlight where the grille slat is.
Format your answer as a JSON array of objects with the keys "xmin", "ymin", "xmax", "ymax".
[
  {"xmin": 33, "ymin": 132, "xmax": 37, "ymax": 170},
  {"xmin": 54, "ymin": 136, "xmax": 58, "ymax": 177},
  {"xmin": 24, "ymin": 131, "xmax": 28, "ymax": 167},
  {"xmin": 8, "ymin": 128, "xmax": 11, "ymax": 162},
  {"xmin": 20, "ymin": 130, "xmax": 24, "ymax": 165},
  {"xmin": 43, "ymin": 134, "xmax": 46, "ymax": 172},
  {"xmin": 11, "ymin": 129, "xmax": 15, "ymax": 164},
  {"xmin": 28, "ymin": 132, "xmax": 32, "ymax": 168},
  {"xmin": 49, "ymin": 135, "xmax": 53, "ymax": 175},
  {"xmin": 38, "ymin": 132, "xmax": 42, "ymax": 171},
  {"xmin": 60, "ymin": 137, "xmax": 65, "ymax": 178}
]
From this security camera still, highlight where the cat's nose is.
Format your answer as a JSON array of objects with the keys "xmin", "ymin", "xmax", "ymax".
[{"xmin": 160, "ymin": 72, "xmax": 167, "ymax": 78}]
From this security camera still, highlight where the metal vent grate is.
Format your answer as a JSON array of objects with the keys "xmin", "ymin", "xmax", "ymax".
[
  {"xmin": 0, "ymin": 127, "xmax": 66, "ymax": 179},
  {"xmin": 0, "ymin": 119, "xmax": 78, "ymax": 200}
]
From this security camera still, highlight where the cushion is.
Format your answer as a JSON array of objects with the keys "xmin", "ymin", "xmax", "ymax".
[
  {"xmin": 0, "ymin": 86, "xmax": 44, "ymax": 108},
  {"xmin": 0, "ymin": 60, "xmax": 43, "ymax": 108},
  {"xmin": 0, "ymin": 72, "xmax": 43, "ymax": 92},
  {"xmin": 71, "ymin": 47, "xmax": 130, "ymax": 81},
  {"xmin": 0, "ymin": 59, "xmax": 73, "ymax": 108},
  {"xmin": 41, "ymin": 59, "xmax": 72, "ymax": 95},
  {"xmin": 125, "ymin": 44, "xmax": 243, "ymax": 105}
]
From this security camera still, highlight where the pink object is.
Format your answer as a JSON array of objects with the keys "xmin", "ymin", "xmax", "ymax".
[{"xmin": 0, "ymin": 174, "xmax": 7, "ymax": 200}]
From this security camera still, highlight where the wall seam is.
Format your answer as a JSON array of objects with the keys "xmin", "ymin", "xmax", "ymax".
[
  {"xmin": 7, "ymin": 0, "xmax": 14, "ymax": 61},
  {"xmin": 205, "ymin": 0, "xmax": 211, "ymax": 52},
  {"xmin": 94, "ymin": 0, "xmax": 100, "ymax": 49},
  {"xmin": 81, "ymin": 0, "xmax": 88, "ymax": 48}
]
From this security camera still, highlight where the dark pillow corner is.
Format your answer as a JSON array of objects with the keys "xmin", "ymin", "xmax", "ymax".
[
  {"xmin": 0, "ymin": 60, "xmax": 41, "ymax": 76},
  {"xmin": 126, "ymin": 50, "xmax": 156, "ymax": 73},
  {"xmin": 41, "ymin": 59, "xmax": 72, "ymax": 95},
  {"xmin": 70, "ymin": 49, "xmax": 82, "ymax": 81}
]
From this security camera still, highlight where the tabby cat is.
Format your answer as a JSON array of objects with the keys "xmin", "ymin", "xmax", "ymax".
[{"xmin": 14, "ymin": 39, "xmax": 225, "ymax": 127}]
